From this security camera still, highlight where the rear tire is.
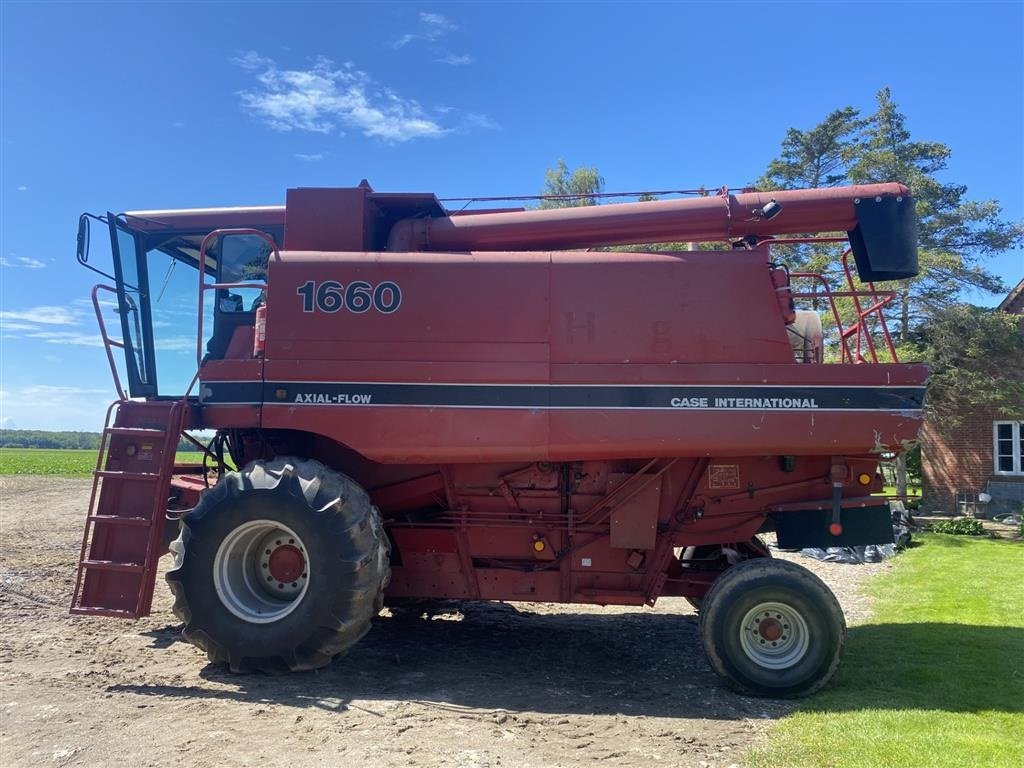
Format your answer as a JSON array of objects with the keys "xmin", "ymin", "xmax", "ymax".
[
  {"xmin": 699, "ymin": 558, "xmax": 845, "ymax": 697},
  {"xmin": 166, "ymin": 457, "xmax": 390, "ymax": 673}
]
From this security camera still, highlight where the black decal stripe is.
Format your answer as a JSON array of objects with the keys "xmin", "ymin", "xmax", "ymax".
[
  {"xmin": 200, "ymin": 381, "xmax": 925, "ymax": 411},
  {"xmin": 200, "ymin": 381, "xmax": 263, "ymax": 404}
]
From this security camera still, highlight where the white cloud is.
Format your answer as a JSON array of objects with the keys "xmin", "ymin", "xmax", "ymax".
[
  {"xmin": 0, "ymin": 305, "xmax": 105, "ymax": 348},
  {"xmin": 461, "ymin": 113, "xmax": 501, "ymax": 131},
  {"xmin": 0, "ymin": 255, "xmax": 45, "ymax": 269},
  {"xmin": 0, "ymin": 385, "xmax": 114, "ymax": 431},
  {"xmin": 391, "ymin": 33, "xmax": 417, "ymax": 50},
  {"xmin": 17, "ymin": 385, "xmax": 108, "ymax": 397},
  {"xmin": 1, "ymin": 321, "xmax": 47, "ymax": 332},
  {"xmin": 232, "ymin": 50, "xmax": 275, "ymax": 71},
  {"xmin": 17, "ymin": 185, "xmax": 27, "ymax": 191},
  {"xmin": 420, "ymin": 12, "xmax": 455, "ymax": 29},
  {"xmin": 20, "ymin": 330, "xmax": 106, "ymax": 348},
  {"xmin": 435, "ymin": 53, "xmax": 473, "ymax": 66},
  {"xmin": 154, "ymin": 336, "xmax": 196, "ymax": 353},
  {"xmin": 390, "ymin": 11, "xmax": 458, "ymax": 49},
  {"xmin": 295, "ymin": 152, "xmax": 325, "ymax": 162},
  {"xmin": 0, "ymin": 306, "xmax": 80, "ymax": 325},
  {"xmin": 233, "ymin": 53, "xmax": 446, "ymax": 142}
]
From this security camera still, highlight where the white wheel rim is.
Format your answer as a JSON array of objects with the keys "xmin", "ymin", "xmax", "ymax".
[
  {"xmin": 213, "ymin": 519, "xmax": 310, "ymax": 624},
  {"xmin": 738, "ymin": 601, "xmax": 810, "ymax": 670}
]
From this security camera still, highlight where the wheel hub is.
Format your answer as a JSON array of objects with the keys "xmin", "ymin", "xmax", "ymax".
[
  {"xmin": 757, "ymin": 617, "xmax": 783, "ymax": 641},
  {"xmin": 738, "ymin": 601, "xmax": 810, "ymax": 670},
  {"xmin": 266, "ymin": 544, "xmax": 306, "ymax": 585},
  {"xmin": 213, "ymin": 520, "xmax": 311, "ymax": 624}
]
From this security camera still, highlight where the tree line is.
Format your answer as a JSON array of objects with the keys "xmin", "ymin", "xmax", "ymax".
[{"xmin": 0, "ymin": 429, "xmax": 203, "ymax": 452}]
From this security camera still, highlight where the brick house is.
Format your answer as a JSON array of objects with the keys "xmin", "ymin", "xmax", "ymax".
[{"xmin": 920, "ymin": 277, "xmax": 1024, "ymax": 515}]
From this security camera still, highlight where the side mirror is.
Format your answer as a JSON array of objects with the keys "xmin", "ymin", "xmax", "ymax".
[{"xmin": 76, "ymin": 214, "xmax": 90, "ymax": 264}]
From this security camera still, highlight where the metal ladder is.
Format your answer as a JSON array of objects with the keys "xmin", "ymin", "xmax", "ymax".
[{"xmin": 70, "ymin": 398, "xmax": 186, "ymax": 618}]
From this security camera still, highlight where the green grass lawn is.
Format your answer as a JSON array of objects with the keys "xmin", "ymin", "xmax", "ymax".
[
  {"xmin": 880, "ymin": 485, "xmax": 922, "ymax": 497},
  {"xmin": 748, "ymin": 534, "xmax": 1024, "ymax": 768},
  {"xmin": 0, "ymin": 447, "xmax": 203, "ymax": 476}
]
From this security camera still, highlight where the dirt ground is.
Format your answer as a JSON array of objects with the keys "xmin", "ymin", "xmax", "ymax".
[{"xmin": 0, "ymin": 476, "xmax": 887, "ymax": 768}]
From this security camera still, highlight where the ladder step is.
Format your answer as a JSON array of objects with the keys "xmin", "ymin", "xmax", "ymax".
[
  {"xmin": 70, "ymin": 606, "xmax": 139, "ymax": 619},
  {"xmin": 87, "ymin": 514, "xmax": 152, "ymax": 527},
  {"xmin": 81, "ymin": 559, "xmax": 145, "ymax": 573},
  {"xmin": 95, "ymin": 470, "xmax": 162, "ymax": 480},
  {"xmin": 106, "ymin": 427, "xmax": 167, "ymax": 438}
]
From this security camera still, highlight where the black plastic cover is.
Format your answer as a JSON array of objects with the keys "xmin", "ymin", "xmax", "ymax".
[
  {"xmin": 848, "ymin": 194, "xmax": 918, "ymax": 282},
  {"xmin": 771, "ymin": 504, "xmax": 895, "ymax": 549}
]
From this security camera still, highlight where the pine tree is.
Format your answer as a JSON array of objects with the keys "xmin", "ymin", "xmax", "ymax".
[{"xmin": 850, "ymin": 88, "xmax": 1022, "ymax": 339}]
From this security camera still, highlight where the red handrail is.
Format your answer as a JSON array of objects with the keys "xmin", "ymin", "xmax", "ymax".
[{"xmin": 91, "ymin": 284, "xmax": 127, "ymax": 399}]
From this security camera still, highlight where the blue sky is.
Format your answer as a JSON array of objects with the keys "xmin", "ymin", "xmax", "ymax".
[{"xmin": 1, "ymin": 1, "xmax": 1022, "ymax": 431}]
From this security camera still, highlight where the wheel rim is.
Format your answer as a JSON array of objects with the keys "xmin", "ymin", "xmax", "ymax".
[
  {"xmin": 738, "ymin": 601, "xmax": 810, "ymax": 670},
  {"xmin": 213, "ymin": 519, "xmax": 310, "ymax": 624}
]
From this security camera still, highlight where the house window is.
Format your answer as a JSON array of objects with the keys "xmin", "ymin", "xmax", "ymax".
[{"xmin": 993, "ymin": 421, "xmax": 1024, "ymax": 475}]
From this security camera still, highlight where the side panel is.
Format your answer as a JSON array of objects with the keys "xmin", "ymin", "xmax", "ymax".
[
  {"xmin": 250, "ymin": 248, "xmax": 925, "ymax": 461},
  {"xmin": 549, "ymin": 250, "xmax": 793, "ymax": 365}
]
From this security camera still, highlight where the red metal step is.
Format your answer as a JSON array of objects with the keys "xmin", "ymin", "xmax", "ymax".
[
  {"xmin": 80, "ymin": 559, "xmax": 146, "ymax": 573},
  {"xmin": 69, "ymin": 606, "xmax": 139, "ymax": 618},
  {"xmin": 71, "ymin": 399, "xmax": 187, "ymax": 620},
  {"xmin": 105, "ymin": 426, "xmax": 167, "ymax": 438},
  {"xmin": 94, "ymin": 470, "xmax": 162, "ymax": 480},
  {"xmin": 86, "ymin": 514, "xmax": 151, "ymax": 527}
]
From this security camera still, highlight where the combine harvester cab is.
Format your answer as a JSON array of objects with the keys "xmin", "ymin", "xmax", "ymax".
[{"xmin": 71, "ymin": 180, "xmax": 925, "ymax": 697}]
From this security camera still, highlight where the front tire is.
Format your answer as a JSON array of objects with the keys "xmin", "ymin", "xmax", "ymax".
[
  {"xmin": 166, "ymin": 457, "xmax": 390, "ymax": 673},
  {"xmin": 699, "ymin": 558, "xmax": 845, "ymax": 697}
]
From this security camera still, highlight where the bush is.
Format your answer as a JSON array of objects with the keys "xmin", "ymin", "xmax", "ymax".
[{"xmin": 931, "ymin": 517, "xmax": 985, "ymax": 536}]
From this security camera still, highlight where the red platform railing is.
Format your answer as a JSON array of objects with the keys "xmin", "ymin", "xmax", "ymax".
[{"xmin": 789, "ymin": 249, "xmax": 899, "ymax": 364}]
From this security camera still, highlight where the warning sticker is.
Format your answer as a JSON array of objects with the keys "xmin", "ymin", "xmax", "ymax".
[{"xmin": 708, "ymin": 464, "xmax": 740, "ymax": 489}]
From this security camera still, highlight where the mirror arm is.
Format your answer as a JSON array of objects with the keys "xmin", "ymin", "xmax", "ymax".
[{"xmin": 76, "ymin": 213, "xmax": 118, "ymax": 282}]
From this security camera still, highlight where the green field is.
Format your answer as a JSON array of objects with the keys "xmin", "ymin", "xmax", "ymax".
[
  {"xmin": 0, "ymin": 447, "xmax": 203, "ymax": 476},
  {"xmin": 748, "ymin": 534, "xmax": 1024, "ymax": 768}
]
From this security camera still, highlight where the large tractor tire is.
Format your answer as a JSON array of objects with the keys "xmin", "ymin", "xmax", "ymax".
[
  {"xmin": 166, "ymin": 457, "xmax": 390, "ymax": 673},
  {"xmin": 681, "ymin": 537, "xmax": 770, "ymax": 612},
  {"xmin": 699, "ymin": 558, "xmax": 845, "ymax": 698}
]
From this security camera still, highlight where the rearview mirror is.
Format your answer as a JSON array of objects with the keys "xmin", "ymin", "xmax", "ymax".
[{"xmin": 76, "ymin": 214, "xmax": 90, "ymax": 264}]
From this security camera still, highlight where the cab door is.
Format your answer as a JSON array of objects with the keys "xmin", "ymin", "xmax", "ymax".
[{"xmin": 108, "ymin": 214, "xmax": 158, "ymax": 397}]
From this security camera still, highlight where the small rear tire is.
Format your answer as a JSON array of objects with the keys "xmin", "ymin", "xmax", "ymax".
[
  {"xmin": 699, "ymin": 558, "xmax": 845, "ymax": 697},
  {"xmin": 166, "ymin": 457, "xmax": 390, "ymax": 673}
]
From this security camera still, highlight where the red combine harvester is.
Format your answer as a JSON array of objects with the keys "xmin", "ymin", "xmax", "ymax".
[{"xmin": 71, "ymin": 181, "xmax": 925, "ymax": 696}]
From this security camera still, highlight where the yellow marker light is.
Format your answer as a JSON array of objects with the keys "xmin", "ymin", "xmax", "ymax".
[
  {"xmin": 532, "ymin": 539, "xmax": 546, "ymax": 552},
  {"xmin": 858, "ymin": 473, "xmax": 872, "ymax": 486}
]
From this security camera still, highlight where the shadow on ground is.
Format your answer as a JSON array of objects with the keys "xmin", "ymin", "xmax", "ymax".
[
  {"xmin": 112, "ymin": 603, "xmax": 786, "ymax": 720},
  {"xmin": 110, "ymin": 601, "xmax": 1024, "ymax": 719}
]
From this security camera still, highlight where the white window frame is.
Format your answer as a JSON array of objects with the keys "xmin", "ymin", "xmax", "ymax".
[{"xmin": 993, "ymin": 420, "xmax": 1024, "ymax": 475}]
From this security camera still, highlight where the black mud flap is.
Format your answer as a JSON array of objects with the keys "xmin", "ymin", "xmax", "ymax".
[{"xmin": 771, "ymin": 504, "xmax": 894, "ymax": 549}]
